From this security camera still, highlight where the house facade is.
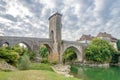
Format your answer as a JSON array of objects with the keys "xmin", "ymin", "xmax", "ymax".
[{"xmin": 78, "ymin": 32, "xmax": 118, "ymax": 50}]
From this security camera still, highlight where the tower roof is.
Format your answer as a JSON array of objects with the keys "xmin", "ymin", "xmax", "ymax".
[{"xmin": 48, "ymin": 12, "xmax": 62, "ymax": 20}]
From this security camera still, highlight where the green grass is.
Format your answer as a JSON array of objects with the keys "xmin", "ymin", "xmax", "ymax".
[
  {"xmin": 0, "ymin": 63, "xmax": 80, "ymax": 80},
  {"xmin": 29, "ymin": 63, "xmax": 53, "ymax": 71},
  {"xmin": 0, "ymin": 70, "xmax": 79, "ymax": 80}
]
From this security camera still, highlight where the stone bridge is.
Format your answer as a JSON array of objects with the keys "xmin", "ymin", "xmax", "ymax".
[
  {"xmin": 0, "ymin": 12, "xmax": 87, "ymax": 63},
  {"xmin": 61, "ymin": 41, "xmax": 87, "ymax": 62}
]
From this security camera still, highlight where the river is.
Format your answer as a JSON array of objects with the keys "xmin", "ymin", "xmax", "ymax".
[{"xmin": 70, "ymin": 65, "xmax": 120, "ymax": 80}]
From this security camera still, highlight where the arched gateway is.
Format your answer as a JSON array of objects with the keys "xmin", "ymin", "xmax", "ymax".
[{"xmin": 0, "ymin": 12, "xmax": 86, "ymax": 63}]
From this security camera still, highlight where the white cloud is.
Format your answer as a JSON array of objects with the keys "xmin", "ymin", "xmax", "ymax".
[
  {"xmin": 6, "ymin": 0, "xmax": 33, "ymax": 18},
  {"xmin": 0, "ymin": 0, "xmax": 120, "ymax": 41}
]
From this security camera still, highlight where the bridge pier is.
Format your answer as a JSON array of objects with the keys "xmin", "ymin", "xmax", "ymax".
[{"xmin": 32, "ymin": 43, "xmax": 41, "ymax": 62}]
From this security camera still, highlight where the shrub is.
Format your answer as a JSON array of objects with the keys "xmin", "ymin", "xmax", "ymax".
[
  {"xmin": 29, "ymin": 51, "xmax": 36, "ymax": 61},
  {"xmin": 62, "ymin": 47, "xmax": 77, "ymax": 63},
  {"xmin": 39, "ymin": 45, "xmax": 49, "ymax": 58},
  {"xmin": 18, "ymin": 54, "xmax": 31, "ymax": 70},
  {"xmin": 85, "ymin": 38, "xmax": 116, "ymax": 63},
  {"xmin": 0, "ymin": 47, "xmax": 19, "ymax": 65},
  {"xmin": 111, "ymin": 51, "xmax": 120, "ymax": 64}
]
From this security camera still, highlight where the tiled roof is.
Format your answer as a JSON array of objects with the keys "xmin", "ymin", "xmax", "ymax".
[
  {"xmin": 97, "ymin": 32, "xmax": 112, "ymax": 37},
  {"xmin": 97, "ymin": 32, "xmax": 117, "ymax": 42},
  {"xmin": 78, "ymin": 32, "xmax": 117, "ymax": 42},
  {"xmin": 79, "ymin": 34, "xmax": 94, "ymax": 41}
]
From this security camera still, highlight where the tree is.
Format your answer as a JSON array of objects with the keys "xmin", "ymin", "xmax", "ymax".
[
  {"xmin": 39, "ymin": 45, "xmax": 49, "ymax": 58},
  {"xmin": 39, "ymin": 45, "xmax": 49, "ymax": 63},
  {"xmin": 85, "ymin": 38, "xmax": 116, "ymax": 63},
  {"xmin": 63, "ymin": 47, "xmax": 77, "ymax": 62},
  {"xmin": 117, "ymin": 39, "xmax": 120, "ymax": 51},
  {"xmin": 12, "ymin": 44, "xmax": 28, "ymax": 56}
]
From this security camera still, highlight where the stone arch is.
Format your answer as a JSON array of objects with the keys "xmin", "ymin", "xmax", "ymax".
[
  {"xmin": 1, "ymin": 42, "xmax": 9, "ymax": 47},
  {"xmin": 61, "ymin": 46, "xmax": 83, "ymax": 62},
  {"xmin": 13, "ymin": 41, "xmax": 32, "ymax": 52},
  {"xmin": 39, "ymin": 43, "xmax": 53, "ymax": 61},
  {"xmin": 40, "ymin": 43, "xmax": 53, "ymax": 55}
]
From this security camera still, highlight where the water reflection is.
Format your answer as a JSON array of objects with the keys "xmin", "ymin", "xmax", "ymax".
[{"xmin": 71, "ymin": 65, "xmax": 120, "ymax": 80}]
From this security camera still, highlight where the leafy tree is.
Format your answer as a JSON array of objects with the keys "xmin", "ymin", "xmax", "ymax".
[
  {"xmin": 39, "ymin": 45, "xmax": 49, "ymax": 58},
  {"xmin": 85, "ymin": 38, "xmax": 116, "ymax": 63},
  {"xmin": 63, "ymin": 47, "xmax": 77, "ymax": 62},
  {"xmin": 39, "ymin": 45, "xmax": 50, "ymax": 63},
  {"xmin": 12, "ymin": 44, "xmax": 28, "ymax": 56},
  {"xmin": 117, "ymin": 39, "xmax": 120, "ymax": 51}
]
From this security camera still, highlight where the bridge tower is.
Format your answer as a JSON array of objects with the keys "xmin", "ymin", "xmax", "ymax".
[{"xmin": 48, "ymin": 12, "xmax": 62, "ymax": 63}]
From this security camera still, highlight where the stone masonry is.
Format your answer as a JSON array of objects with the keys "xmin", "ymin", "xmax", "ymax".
[{"xmin": 0, "ymin": 12, "xmax": 87, "ymax": 63}]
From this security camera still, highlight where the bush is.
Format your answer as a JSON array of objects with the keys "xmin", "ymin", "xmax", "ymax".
[
  {"xmin": 62, "ymin": 47, "xmax": 77, "ymax": 63},
  {"xmin": 18, "ymin": 54, "xmax": 31, "ymax": 70},
  {"xmin": 111, "ymin": 51, "xmax": 120, "ymax": 64},
  {"xmin": 85, "ymin": 38, "xmax": 116, "ymax": 63},
  {"xmin": 0, "ymin": 47, "xmax": 19, "ymax": 65},
  {"xmin": 29, "ymin": 51, "xmax": 36, "ymax": 61},
  {"xmin": 39, "ymin": 45, "xmax": 49, "ymax": 58}
]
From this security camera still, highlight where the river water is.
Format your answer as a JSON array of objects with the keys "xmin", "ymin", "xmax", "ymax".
[{"xmin": 70, "ymin": 65, "xmax": 120, "ymax": 80}]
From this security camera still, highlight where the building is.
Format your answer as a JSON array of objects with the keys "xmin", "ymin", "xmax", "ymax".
[
  {"xmin": 77, "ymin": 34, "xmax": 94, "ymax": 44},
  {"xmin": 97, "ymin": 32, "xmax": 118, "ymax": 50},
  {"xmin": 78, "ymin": 32, "xmax": 118, "ymax": 50}
]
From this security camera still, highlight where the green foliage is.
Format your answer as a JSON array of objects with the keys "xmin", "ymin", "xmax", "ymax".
[
  {"xmin": 29, "ymin": 51, "xmax": 36, "ymax": 60},
  {"xmin": 39, "ymin": 45, "xmax": 50, "ymax": 63},
  {"xmin": 12, "ymin": 44, "xmax": 28, "ymax": 56},
  {"xmin": 39, "ymin": 45, "xmax": 49, "ymax": 58},
  {"xmin": 63, "ymin": 47, "xmax": 77, "ymax": 62},
  {"xmin": 85, "ymin": 38, "xmax": 116, "ymax": 63},
  {"xmin": 18, "ymin": 54, "xmax": 31, "ymax": 70},
  {"xmin": 111, "ymin": 51, "xmax": 120, "ymax": 64},
  {"xmin": 0, "ymin": 47, "xmax": 19, "ymax": 65},
  {"xmin": 117, "ymin": 39, "xmax": 120, "ymax": 51}
]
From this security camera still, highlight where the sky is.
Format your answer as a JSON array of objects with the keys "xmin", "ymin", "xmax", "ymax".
[{"xmin": 0, "ymin": 0, "xmax": 120, "ymax": 41}]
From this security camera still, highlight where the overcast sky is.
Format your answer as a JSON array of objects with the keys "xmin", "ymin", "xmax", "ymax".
[{"xmin": 0, "ymin": 0, "xmax": 120, "ymax": 41}]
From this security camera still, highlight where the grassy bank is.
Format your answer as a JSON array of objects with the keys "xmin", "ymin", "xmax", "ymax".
[
  {"xmin": 0, "ymin": 63, "xmax": 79, "ymax": 80},
  {"xmin": 29, "ymin": 63, "xmax": 53, "ymax": 71},
  {"xmin": 0, "ymin": 70, "xmax": 79, "ymax": 80}
]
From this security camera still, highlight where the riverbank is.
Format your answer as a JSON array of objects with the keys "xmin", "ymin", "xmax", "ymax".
[
  {"xmin": 73, "ymin": 62, "xmax": 110, "ymax": 68},
  {"xmin": 0, "ymin": 63, "xmax": 79, "ymax": 80},
  {"xmin": 0, "ymin": 70, "xmax": 79, "ymax": 80},
  {"xmin": 52, "ymin": 64, "xmax": 74, "ymax": 77}
]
